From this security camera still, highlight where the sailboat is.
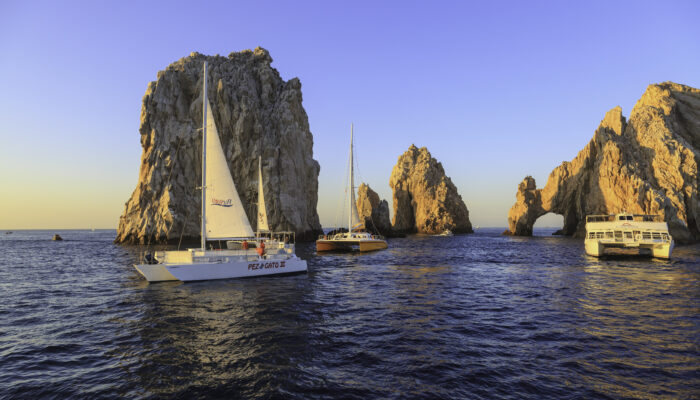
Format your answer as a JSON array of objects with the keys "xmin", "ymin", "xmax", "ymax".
[
  {"xmin": 316, "ymin": 124, "xmax": 388, "ymax": 252},
  {"xmin": 134, "ymin": 62, "xmax": 307, "ymax": 282}
]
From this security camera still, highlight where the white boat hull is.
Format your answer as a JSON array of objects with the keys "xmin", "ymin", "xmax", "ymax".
[
  {"xmin": 585, "ymin": 239, "xmax": 674, "ymax": 259},
  {"xmin": 134, "ymin": 256, "xmax": 307, "ymax": 282}
]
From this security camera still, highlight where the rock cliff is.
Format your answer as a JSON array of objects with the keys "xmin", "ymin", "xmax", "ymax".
[
  {"xmin": 116, "ymin": 48, "xmax": 322, "ymax": 244},
  {"xmin": 507, "ymin": 82, "xmax": 700, "ymax": 243},
  {"xmin": 390, "ymin": 145, "xmax": 473, "ymax": 234},
  {"xmin": 356, "ymin": 183, "xmax": 393, "ymax": 235}
]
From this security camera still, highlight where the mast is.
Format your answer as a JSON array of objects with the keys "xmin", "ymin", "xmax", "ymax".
[
  {"xmin": 257, "ymin": 156, "xmax": 261, "ymax": 237},
  {"xmin": 348, "ymin": 123, "xmax": 354, "ymax": 232},
  {"xmin": 201, "ymin": 61, "xmax": 207, "ymax": 251}
]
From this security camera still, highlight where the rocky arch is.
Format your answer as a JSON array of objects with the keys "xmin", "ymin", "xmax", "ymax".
[{"xmin": 507, "ymin": 82, "xmax": 700, "ymax": 243}]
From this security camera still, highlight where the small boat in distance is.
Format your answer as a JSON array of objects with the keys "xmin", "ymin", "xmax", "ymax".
[
  {"xmin": 134, "ymin": 62, "xmax": 307, "ymax": 282},
  {"xmin": 316, "ymin": 124, "xmax": 387, "ymax": 252},
  {"xmin": 584, "ymin": 213, "xmax": 674, "ymax": 259},
  {"xmin": 437, "ymin": 229, "xmax": 453, "ymax": 236}
]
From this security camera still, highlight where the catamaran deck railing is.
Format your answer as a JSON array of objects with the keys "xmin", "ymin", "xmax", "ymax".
[{"xmin": 586, "ymin": 214, "xmax": 662, "ymax": 223}]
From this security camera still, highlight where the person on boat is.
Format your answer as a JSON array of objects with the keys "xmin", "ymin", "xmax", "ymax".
[
  {"xmin": 257, "ymin": 240, "xmax": 265, "ymax": 258},
  {"xmin": 242, "ymin": 240, "xmax": 248, "ymax": 250}
]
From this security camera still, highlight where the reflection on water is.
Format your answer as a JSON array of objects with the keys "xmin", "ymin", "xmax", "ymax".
[
  {"xmin": 575, "ymin": 263, "xmax": 699, "ymax": 399},
  {"xmin": 0, "ymin": 229, "xmax": 698, "ymax": 398}
]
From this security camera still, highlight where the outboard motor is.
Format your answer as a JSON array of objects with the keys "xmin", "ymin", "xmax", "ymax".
[{"xmin": 144, "ymin": 253, "xmax": 157, "ymax": 265}]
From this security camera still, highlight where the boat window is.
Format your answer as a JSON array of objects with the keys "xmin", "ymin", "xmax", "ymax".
[
  {"xmin": 652, "ymin": 232, "xmax": 661, "ymax": 240},
  {"xmin": 624, "ymin": 231, "xmax": 633, "ymax": 239},
  {"xmin": 596, "ymin": 232, "xmax": 604, "ymax": 239},
  {"xmin": 619, "ymin": 216, "xmax": 624, "ymax": 220},
  {"xmin": 642, "ymin": 232, "xmax": 651, "ymax": 239},
  {"xmin": 605, "ymin": 231, "xmax": 613, "ymax": 238}
]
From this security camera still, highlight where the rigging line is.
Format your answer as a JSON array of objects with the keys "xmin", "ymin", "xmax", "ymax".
[
  {"xmin": 178, "ymin": 185, "xmax": 198, "ymax": 250},
  {"xmin": 164, "ymin": 136, "xmax": 184, "ymax": 242},
  {"xmin": 146, "ymin": 147, "xmax": 167, "ymax": 251},
  {"xmin": 350, "ymin": 132, "xmax": 374, "ymax": 234}
]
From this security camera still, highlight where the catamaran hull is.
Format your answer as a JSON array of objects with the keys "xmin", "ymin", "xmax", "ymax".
[
  {"xmin": 134, "ymin": 257, "xmax": 307, "ymax": 282},
  {"xmin": 584, "ymin": 240, "xmax": 674, "ymax": 259},
  {"xmin": 316, "ymin": 239, "xmax": 388, "ymax": 252}
]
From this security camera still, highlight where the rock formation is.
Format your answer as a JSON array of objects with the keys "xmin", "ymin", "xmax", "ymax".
[
  {"xmin": 356, "ymin": 183, "xmax": 393, "ymax": 235},
  {"xmin": 116, "ymin": 48, "xmax": 322, "ymax": 244},
  {"xmin": 390, "ymin": 145, "xmax": 473, "ymax": 234},
  {"xmin": 507, "ymin": 82, "xmax": 700, "ymax": 243}
]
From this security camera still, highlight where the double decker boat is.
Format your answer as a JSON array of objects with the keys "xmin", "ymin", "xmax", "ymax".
[{"xmin": 584, "ymin": 213, "xmax": 674, "ymax": 259}]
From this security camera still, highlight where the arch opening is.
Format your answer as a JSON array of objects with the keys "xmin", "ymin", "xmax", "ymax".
[{"xmin": 532, "ymin": 213, "xmax": 564, "ymax": 236}]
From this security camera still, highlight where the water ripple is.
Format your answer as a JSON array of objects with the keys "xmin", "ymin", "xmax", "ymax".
[{"xmin": 0, "ymin": 229, "xmax": 698, "ymax": 399}]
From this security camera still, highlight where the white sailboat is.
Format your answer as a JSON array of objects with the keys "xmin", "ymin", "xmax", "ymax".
[
  {"xmin": 134, "ymin": 62, "xmax": 307, "ymax": 282},
  {"xmin": 316, "ymin": 124, "xmax": 388, "ymax": 252}
]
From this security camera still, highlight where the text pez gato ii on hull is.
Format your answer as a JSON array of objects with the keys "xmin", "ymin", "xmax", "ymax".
[
  {"xmin": 584, "ymin": 213, "xmax": 674, "ymax": 259},
  {"xmin": 134, "ymin": 62, "xmax": 307, "ymax": 282}
]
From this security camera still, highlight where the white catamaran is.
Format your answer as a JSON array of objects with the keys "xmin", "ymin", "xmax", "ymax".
[
  {"xmin": 134, "ymin": 62, "xmax": 307, "ymax": 282},
  {"xmin": 584, "ymin": 212, "xmax": 674, "ymax": 259},
  {"xmin": 316, "ymin": 124, "xmax": 387, "ymax": 252}
]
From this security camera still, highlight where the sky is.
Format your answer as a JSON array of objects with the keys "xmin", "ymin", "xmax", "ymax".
[{"xmin": 1, "ymin": 0, "xmax": 699, "ymax": 229}]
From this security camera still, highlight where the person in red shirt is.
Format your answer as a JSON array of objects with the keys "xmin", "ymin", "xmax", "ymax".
[{"xmin": 256, "ymin": 240, "xmax": 265, "ymax": 257}]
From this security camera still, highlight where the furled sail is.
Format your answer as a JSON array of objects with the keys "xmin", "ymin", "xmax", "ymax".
[
  {"xmin": 203, "ymin": 95, "xmax": 254, "ymax": 239},
  {"xmin": 257, "ymin": 156, "xmax": 269, "ymax": 232}
]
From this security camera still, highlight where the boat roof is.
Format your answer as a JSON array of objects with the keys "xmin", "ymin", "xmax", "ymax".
[{"xmin": 586, "ymin": 213, "xmax": 663, "ymax": 223}]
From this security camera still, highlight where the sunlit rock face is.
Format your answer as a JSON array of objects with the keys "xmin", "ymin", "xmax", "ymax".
[
  {"xmin": 390, "ymin": 145, "xmax": 473, "ymax": 234},
  {"xmin": 356, "ymin": 183, "xmax": 393, "ymax": 235},
  {"xmin": 507, "ymin": 82, "xmax": 700, "ymax": 243},
  {"xmin": 116, "ymin": 48, "xmax": 322, "ymax": 244}
]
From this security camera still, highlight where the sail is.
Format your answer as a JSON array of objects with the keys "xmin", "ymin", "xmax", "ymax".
[
  {"xmin": 348, "ymin": 125, "xmax": 362, "ymax": 231},
  {"xmin": 203, "ymin": 96, "xmax": 254, "ymax": 239},
  {"xmin": 257, "ymin": 156, "xmax": 269, "ymax": 232}
]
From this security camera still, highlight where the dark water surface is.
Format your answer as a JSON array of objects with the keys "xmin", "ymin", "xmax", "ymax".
[{"xmin": 1, "ymin": 229, "xmax": 698, "ymax": 399}]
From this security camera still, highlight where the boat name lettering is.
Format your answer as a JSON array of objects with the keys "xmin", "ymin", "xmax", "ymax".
[
  {"xmin": 211, "ymin": 198, "xmax": 233, "ymax": 207},
  {"xmin": 248, "ymin": 261, "xmax": 286, "ymax": 270}
]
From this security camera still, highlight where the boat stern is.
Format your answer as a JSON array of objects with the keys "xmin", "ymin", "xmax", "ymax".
[{"xmin": 134, "ymin": 263, "xmax": 179, "ymax": 282}]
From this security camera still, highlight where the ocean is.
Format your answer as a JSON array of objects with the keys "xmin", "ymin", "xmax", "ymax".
[{"xmin": 0, "ymin": 229, "xmax": 698, "ymax": 399}]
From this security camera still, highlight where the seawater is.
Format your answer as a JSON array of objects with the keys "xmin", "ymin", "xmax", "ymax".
[{"xmin": 0, "ymin": 229, "xmax": 698, "ymax": 399}]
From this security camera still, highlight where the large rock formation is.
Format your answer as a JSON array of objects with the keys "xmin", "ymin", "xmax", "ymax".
[
  {"xmin": 390, "ymin": 145, "xmax": 473, "ymax": 234},
  {"xmin": 507, "ymin": 82, "xmax": 700, "ymax": 243},
  {"xmin": 116, "ymin": 48, "xmax": 322, "ymax": 244},
  {"xmin": 356, "ymin": 183, "xmax": 393, "ymax": 235}
]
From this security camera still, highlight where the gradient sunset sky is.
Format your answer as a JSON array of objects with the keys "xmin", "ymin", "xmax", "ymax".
[{"xmin": 1, "ymin": 0, "xmax": 699, "ymax": 229}]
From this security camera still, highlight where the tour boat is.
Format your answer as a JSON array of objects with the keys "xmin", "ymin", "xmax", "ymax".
[
  {"xmin": 584, "ymin": 213, "xmax": 674, "ymax": 259},
  {"xmin": 316, "ymin": 125, "xmax": 387, "ymax": 252},
  {"xmin": 134, "ymin": 62, "xmax": 307, "ymax": 282},
  {"xmin": 438, "ymin": 229, "xmax": 453, "ymax": 236}
]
